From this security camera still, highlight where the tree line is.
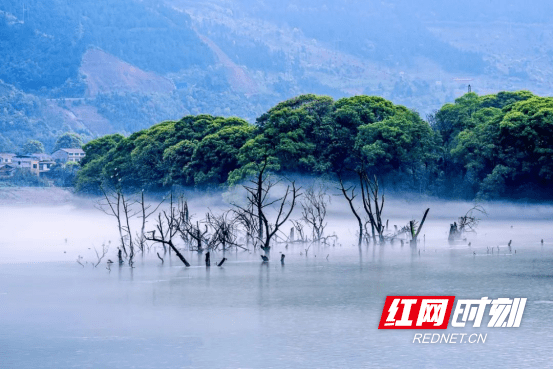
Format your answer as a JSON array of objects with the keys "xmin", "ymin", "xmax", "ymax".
[{"xmin": 76, "ymin": 91, "xmax": 553, "ymax": 200}]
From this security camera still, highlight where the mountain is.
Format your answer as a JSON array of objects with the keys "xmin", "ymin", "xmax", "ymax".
[
  {"xmin": 1, "ymin": 0, "xmax": 553, "ymax": 152},
  {"xmin": 172, "ymin": 0, "xmax": 553, "ymax": 109}
]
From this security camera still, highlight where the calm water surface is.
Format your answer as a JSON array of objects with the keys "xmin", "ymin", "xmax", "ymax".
[{"xmin": 1, "ymin": 199, "xmax": 553, "ymax": 368}]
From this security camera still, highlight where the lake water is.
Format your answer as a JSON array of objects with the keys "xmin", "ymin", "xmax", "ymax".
[{"xmin": 2, "ymin": 193, "xmax": 553, "ymax": 368}]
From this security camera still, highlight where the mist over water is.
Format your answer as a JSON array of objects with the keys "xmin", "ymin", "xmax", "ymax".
[
  {"xmin": 2, "ymin": 190, "xmax": 553, "ymax": 368},
  {"xmin": 3, "ymin": 0, "xmax": 553, "ymax": 366}
]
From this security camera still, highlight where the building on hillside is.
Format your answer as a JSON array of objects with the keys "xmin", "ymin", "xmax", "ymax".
[
  {"xmin": 0, "ymin": 153, "xmax": 15, "ymax": 164},
  {"xmin": 29, "ymin": 153, "xmax": 55, "ymax": 175},
  {"xmin": 12, "ymin": 155, "xmax": 40, "ymax": 176},
  {"xmin": 51, "ymin": 148, "xmax": 85, "ymax": 164},
  {"xmin": 0, "ymin": 164, "xmax": 15, "ymax": 178}
]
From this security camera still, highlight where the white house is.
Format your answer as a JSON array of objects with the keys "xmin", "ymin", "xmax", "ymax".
[
  {"xmin": 51, "ymin": 148, "xmax": 86, "ymax": 164},
  {"xmin": 0, "ymin": 153, "xmax": 15, "ymax": 164},
  {"xmin": 12, "ymin": 155, "xmax": 40, "ymax": 176}
]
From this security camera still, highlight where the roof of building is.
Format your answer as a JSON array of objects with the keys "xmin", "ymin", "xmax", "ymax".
[
  {"xmin": 0, "ymin": 153, "xmax": 16, "ymax": 157},
  {"xmin": 31, "ymin": 153, "xmax": 52, "ymax": 158},
  {"xmin": 54, "ymin": 148, "xmax": 85, "ymax": 154}
]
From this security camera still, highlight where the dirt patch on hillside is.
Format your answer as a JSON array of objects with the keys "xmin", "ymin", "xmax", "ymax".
[{"xmin": 81, "ymin": 48, "xmax": 176, "ymax": 97}]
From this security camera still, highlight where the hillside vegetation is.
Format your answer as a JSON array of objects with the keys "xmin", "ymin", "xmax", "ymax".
[
  {"xmin": 0, "ymin": 0, "xmax": 212, "ymax": 93},
  {"xmin": 4, "ymin": 0, "xmax": 553, "ymax": 155}
]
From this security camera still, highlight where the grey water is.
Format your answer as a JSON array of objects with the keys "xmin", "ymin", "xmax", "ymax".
[{"xmin": 2, "ymin": 196, "xmax": 553, "ymax": 368}]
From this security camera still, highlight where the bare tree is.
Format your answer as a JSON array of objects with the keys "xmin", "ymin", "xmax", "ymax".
[
  {"xmin": 449, "ymin": 205, "xmax": 487, "ymax": 241},
  {"xmin": 458, "ymin": 205, "xmax": 487, "ymax": 234},
  {"xmin": 233, "ymin": 201, "xmax": 260, "ymax": 248},
  {"xmin": 290, "ymin": 219, "xmax": 307, "ymax": 243},
  {"xmin": 181, "ymin": 219, "xmax": 208, "ymax": 252},
  {"xmin": 338, "ymin": 176, "xmax": 364, "ymax": 247},
  {"xmin": 301, "ymin": 182, "xmax": 331, "ymax": 242},
  {"xmin": 206, "ymin": 211, "xmax": 243, "ymax": 251},
  {"xmin": 337, "ymin": 171, "xmax": 387, "ymax": 245},
  {"xmin": 93, "ymin": 243, "xmax": 109, "ymax": 268},
  {"xmin": 96, "ymin": 183, "xmax": 144, "ymax": 265},
  {"xmin": 135, "ymin": 190, "xmax": 164, "ymax": 252},
  {"xmin": 358, "ymin": 171, "xmax": 385, "ymax": 243},
  {"xmin": 120, "ymin": 191, "xmax": 137, "ymax": 265},
  {"xmin": 97, "ymin": 184, "xmax": 127, "ymax": 256},
  {"xmin": 233, "ymin": 162, "xmax": 301, "ymax": 256},
  {"xmin": 145, "ymin": 193, "xmax": 191, "ymax": 267},
  {"xmin": 97, "ymin": 182, "xmax": 167, "ymax": 262}
]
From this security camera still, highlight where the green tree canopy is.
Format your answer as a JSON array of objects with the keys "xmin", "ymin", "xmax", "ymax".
[
  {"xmin": 53, "ymin": 133, "xmax": 83, "ymax": 152},
  {"xmin": 22, "ymin": 140, "xmax": 45, "ymax": 154},
  {"xmin": 77, "ymin": 115, "xmax": 253, "ymax": 192},
  {"xmin": 75, "ymin": 91, "xmax": 553, "ymax": 200},
  {"xmin": 325, "ymin": 95, "xmax": 415, "ymax": 171},
  {"xmin": 451, "ymin": 94, "xmax": 553, "ymax": 198},
  {"xmin": 80, "ymin": 134, "xmax": 124, "ymax": 167},
  {"xmin": 356, "ymin": 111, "xmax": 438, "ymax": 175}
]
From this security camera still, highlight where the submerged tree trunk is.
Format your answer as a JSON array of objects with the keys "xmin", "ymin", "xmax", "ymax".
[
  {"xmin": 410, "ymin": 208, "xmax": 430, "ymax": 247},
  {"xmin": 448, "ymin": 222, "xmax": 460, "ymax": 242},
  {"xmin": 169, "ymin": 241, "xmax": 191, "ymax": 267},
  {"xmin": 146, "ymin": 233, "xmax": 190, "ymax": 267},
  {"xmin": 257, "ymin": 169, "xmax": 264, "ymax": 243}
]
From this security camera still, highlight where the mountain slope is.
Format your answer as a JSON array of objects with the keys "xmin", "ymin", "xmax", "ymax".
[
  {"xmin": 0, "ymin": 0, "xmax": 213, "ymax": 94},
  {"xmin": 81, "ymin": 48, "xmax": 176, "ymax": 97},
  {"xmin": 2, "ymin": 0, "xmax": 553, "ymax": 153}
]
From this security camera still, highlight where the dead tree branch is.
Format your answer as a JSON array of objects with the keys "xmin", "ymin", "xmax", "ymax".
[
  {"xmin": 338, "ymin": 175, "xmax": 363, "ymax": 247},
  {"xmin": 300, "ymin": 182, "xmax": 330, "ymax": 242},
  {"xmin": 136, "ymin": 190, "xmax": 164, "ymax": 252},
  {"xmin": 94, "ymin": 243, "xmax": 109, "ymax": 268},
  {"xmin": 97, "ymin": 183, "xmax": 127, "ymax": 256},
  {"xmin": 145, "ymin": 192, "xmax": 191, "ymax": 267},
  {"xmin": 358, "ymin": 171, "xmax": 385, "ymax": 243},
  {"xmin": 232, "ymin": 161, "xmax": 301, "ymax": 255},
  {"xmin": 409, "ymin": 208, "xmax": 430, "ymax": 247}
]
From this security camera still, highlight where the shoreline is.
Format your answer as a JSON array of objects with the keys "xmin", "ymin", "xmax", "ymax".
[{"xmin": 0, "ymin": 186, "xmax": 78, "ymax": 206}]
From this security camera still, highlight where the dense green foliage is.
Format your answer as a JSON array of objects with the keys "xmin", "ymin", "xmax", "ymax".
[
  {"xmin": 22, "ymin": 140, "xmax": 45, "ymax": 154},
  {"xmin": 76, "ymin": 94, "xmax": 435, "ymax": 193},
  {"xmin": 433, "ymin": 91, "xmax": 553, "ymax": 199},
  {"xmin": 53, "ymin": 133, "xmax": 83, "ymax": 152},
  {"xmin": 76, "ymin": 91, "xmax": 553, "ymax": 200},
  {"xmin": 44, "ymin": 162, "xmax": 80, "ymax": 187},
  {"xmin": 75, "ymin": 116, "xmax": 253, "ymax": 192}
]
